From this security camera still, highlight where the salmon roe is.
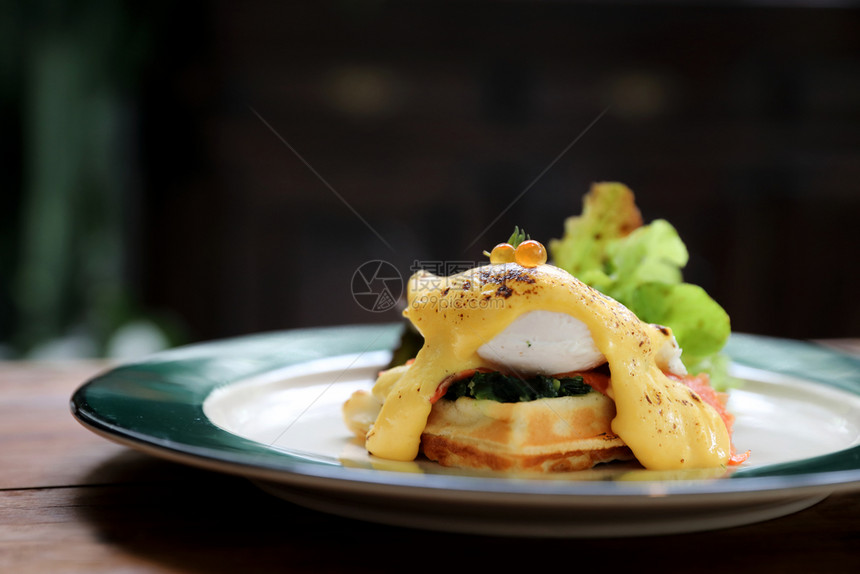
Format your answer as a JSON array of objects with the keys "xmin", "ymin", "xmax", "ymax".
[
  {"xmin": 514, "ymin": 239, "xmax": 547, "ymax": 267},
  {"xmin": 489, "ymin": 243, "xmax": 516, "ymax": 264}
]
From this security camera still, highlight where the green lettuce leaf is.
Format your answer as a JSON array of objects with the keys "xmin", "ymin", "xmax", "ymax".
[
  {"xmin": 548, "ymin": 182, "xmax": 643, "ymax": 278},
  {"xmin": 603, "ymin": 219, "xmax": 688, "ymax": 304},
  {"xmin": 630, "ymin": 282, "xmax": 730, "ymax": 358},
  {"xmin": 550, "ymin": 182, "xmax": 732, "ymax": 385}
]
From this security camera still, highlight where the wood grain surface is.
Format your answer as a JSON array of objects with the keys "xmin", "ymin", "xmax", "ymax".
[{"xmin": 1, "ymin": 351, "xmax": 858, "ymax": 573}]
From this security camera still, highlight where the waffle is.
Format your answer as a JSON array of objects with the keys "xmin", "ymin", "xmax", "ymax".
[{"xmin": 420, "ymin": 393, "xmax": 633, "ymax": 472}]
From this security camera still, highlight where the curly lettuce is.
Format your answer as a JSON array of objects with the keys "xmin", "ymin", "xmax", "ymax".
[
  {"xmin": 549, "ymin": 182, "xmax": 733, "ymax": 388},
  {"xmin": 550, "ymin": 181, "xmax": 643, "ymax": 279}
]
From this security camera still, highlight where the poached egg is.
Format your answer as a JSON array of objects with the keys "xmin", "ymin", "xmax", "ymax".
[{"xmin": 476, "ymin": 309, "xmax": 687, "ymax": 377}]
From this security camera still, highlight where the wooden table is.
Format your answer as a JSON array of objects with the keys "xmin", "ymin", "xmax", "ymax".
[{"xmin": 2, "ymin": 347, "xmax": 859, "ymax": 573}]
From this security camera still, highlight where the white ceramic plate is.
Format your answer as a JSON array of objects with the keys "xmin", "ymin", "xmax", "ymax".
[{"xmin": 71, "ymin": 324, "xmax": 860, "ymax": 537}]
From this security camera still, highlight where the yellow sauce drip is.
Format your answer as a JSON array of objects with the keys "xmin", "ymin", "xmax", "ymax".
[{"xmin": 364, "ymin": 263, "xmax": 730, "ymax": 470}]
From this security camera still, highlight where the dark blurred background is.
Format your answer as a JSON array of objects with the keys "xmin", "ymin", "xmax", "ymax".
[{"xmin": 1, "ymin": 1, "xmax": 859, "ymax": 359}]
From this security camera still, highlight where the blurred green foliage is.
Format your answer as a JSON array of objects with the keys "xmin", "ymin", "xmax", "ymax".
[{"xmin": 1, "ymin": 1, "xmax": 181, "ymax": 359}]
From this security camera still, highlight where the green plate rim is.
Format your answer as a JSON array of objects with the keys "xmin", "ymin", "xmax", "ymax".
[{"xmin": 70, "ymin": 323, "xmax": 860, "ymax": 497}]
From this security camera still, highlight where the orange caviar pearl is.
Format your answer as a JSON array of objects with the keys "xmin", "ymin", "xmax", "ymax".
[
  {"xmin": 514, "ymin": 240, "xmax": 547, "ymax": 267},
  {"xmin": 489, "ymin": 243, "xmax": 516, "ymax": 264}
]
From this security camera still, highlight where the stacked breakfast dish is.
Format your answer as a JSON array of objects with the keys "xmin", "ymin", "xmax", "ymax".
[{"xmin": 344, "ymin": 183, "xmax": 748, "ymax": 473}]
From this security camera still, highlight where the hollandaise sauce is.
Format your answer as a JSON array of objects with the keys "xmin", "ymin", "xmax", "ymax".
[{"xmin": 364, "ymin": 263, "xmax": 731, "ymax": 470}]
